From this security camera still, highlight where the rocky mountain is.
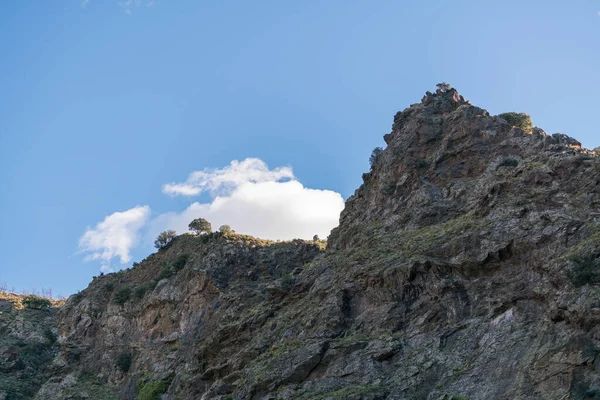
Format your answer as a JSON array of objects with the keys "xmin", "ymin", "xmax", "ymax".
[
  {"xmin": 0, "ymin": 294, "xmax": 63, "ymax": 399},
  {"xmin": 2, "ymin": 86, "xmax": 600, "ymax": 399}
]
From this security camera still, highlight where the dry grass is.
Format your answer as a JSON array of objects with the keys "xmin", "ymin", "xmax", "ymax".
[{"xmin": 0, "ymin": 291, "xmax": 65, "ymax": 310}]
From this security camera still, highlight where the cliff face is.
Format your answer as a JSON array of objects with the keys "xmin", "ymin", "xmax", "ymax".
[
  {"xmin": 39, "ymin": 235, "xmax": 324, "ymax": 399},
  {"xmin": 4, "ymin": 87, "xmax": 600, "ymax": 400},
  {"xmin": 0, "ymin": 294, "xmax": 62, "ymax": 400}
]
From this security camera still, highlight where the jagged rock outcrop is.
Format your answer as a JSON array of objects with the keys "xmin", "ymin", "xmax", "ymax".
[
  {"xmin": 329, "ymin": 87, "xmax": 594, "ymax": 250},
  {"xmin": 4, "ymin": 87, "xmax": 600, "ymax": 400}
]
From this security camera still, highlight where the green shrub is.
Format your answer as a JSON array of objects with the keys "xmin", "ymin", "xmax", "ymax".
[
  {"xmin": 568, "ymin": 254, "xmax": 600, "ymax": 287},
  {"xmin": 280, "ymin": 274, "xmax": 295, "ymax": 292},
  {"xmin": 154, "ymin": 230, "xmax": 176, "ymax": 249},
  {"xmin": 198, "ymin": 233, "xmax": 213, "ymax": 244},
  {"xmin": 133, "ymin": 285, "xmax": 148, "ymax": 300},
  {"xmin": 21, "ymin": 295, "xmax": 51, "ymax": 310},
  {"xmin": 172, "ymin": 254, "xmax": 190, "ymax": 271},
  {"xmin": 114, "ymin": 287, "xmax": 132, "ymax": 306},
  {"xmin": 156, "ymin": 265, "xmax": 174, "ymax": 282},
  {"xmin": 104, "ymin": 282, "xmax": 115, "ymax": 292},
  {"xmin": 188, "ymin": 218, "xmax": 212, "ymax": 235},
  {"xmin": 498, "ymin": 157, "xmax": 519, "ymax": 168},
  {"xmin": 219, "ymin": 225, "xmax": 233, "ymax": 235},
  {"xmin": 19, "ymin": 342, "xmax": 54, "ymax": 368},
  {"xmin": 138, "ymin": 380, "xmax": 169, "ymax": 400},
  {"xmin": 116, "ymin": 352, "xmax": 132, "ymax": 372},
  {"xmin": 415, "ymin": 158, "xmax": 430, "ymax": 169},
  {"xmin": 44, "ymin": 328, "xmax": 57, "ymax": 344},
  {"xmin": 369, "ymin": 147, "xmax": 383, "ymax": 169},
  {"xmin": 498, "ymin": 112, "xmax": 533, "ymax": 133},
  {"xmin": 381, "ymin": 182, "xmax": 397, "ymax": 196}
]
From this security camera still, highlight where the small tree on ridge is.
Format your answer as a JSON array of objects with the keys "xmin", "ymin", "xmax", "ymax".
[
  {"xmin": 154, "ymin": 230, "xmax": 176, "ymax": 249},
  {"xmin": 218, "ymin": 225, "xmax": 233, "ymax": 235},
  {"xmin": 189, "ymin": 218, "xmax": 212, "ymax": 235},
  {"xmin": 369, "ymin": 147, "xmax": 383, "ymax": 170}
]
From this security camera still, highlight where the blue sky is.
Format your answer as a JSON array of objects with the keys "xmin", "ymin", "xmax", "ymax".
[{"xmin": 1, "ymin": 1, "xmax": 599, "ymax": 297}]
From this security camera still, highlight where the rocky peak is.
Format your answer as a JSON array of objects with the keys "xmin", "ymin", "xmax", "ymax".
[
  {"xmin": 328, "ymin": 86, "xmax": 596, "ymax": 250},
  {"xmin": 420, "ymin": 86, "xmax": 470, "ymax": 111}
]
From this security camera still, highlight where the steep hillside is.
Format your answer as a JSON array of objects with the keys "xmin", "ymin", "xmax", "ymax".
[
  {"xmin": 5, "ymin": 86, "xmax": 600, "ymax": 400},
  {"xmin": 0, "ymin": 293, "xmax": 62, "ymax": 399},
  {"xmin": 37, "ymin": 233, "xmax": 325, "ymax": 399}
]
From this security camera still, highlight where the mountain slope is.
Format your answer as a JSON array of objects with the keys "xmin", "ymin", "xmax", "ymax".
[
  {"xmin": 0, "ymin": 294, "xmax": 64, "ymax": 400},
  {"xmin": 4, "ymin": 86, "xmax": 600, "ymax": 400}
]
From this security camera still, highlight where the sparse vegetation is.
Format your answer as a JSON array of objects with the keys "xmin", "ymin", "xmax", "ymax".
[
  {"xmin": 21, "ymin": 295, "xmax": 51, "ymax": 310},
  {"xmin": 568, "ymin": 254, "xmax": 600, "ymax": 287},
  {"xmin": 133, "ymin": 285, "xmax": 149, "ymax": 300},
  {"xmin": 172, "ymin": 253, "xmax": 190, "ymax": 271},
  {"xmin": 154, "ymin": 230, "xmax": 176, "ymax": 249},
  {"xmin": 381, "ymin": 181, "xmax": 397, "ymax": 195},
  {"xmin": 498, "ymin": 112, "xmax": 533, "ymax": 133},
  {"xmin": 43, "ymin": 328, "xmax": 57, "ymax": 344},
  {"xmin": 116, "ymin": 352, "xmax": 132, "ymax": 372},
  {"xmin": 114, "ymin": 287, "xmax": 132, "ymax": 306},
  {"xmin": 197, "ymin": 233, "xmax": 213, "ymax": 244},
  {"xmin": 188, "ymin": 218, "xmax": 212, "ymax": 235},
  {"xmin": 436, "ymin": 82, "xmax": 452, "ymax": 92},
  {"xmin": 369, "ymin": 147, "xmax": 383, "ymax": 169},
  {"xmin": 415, "ymin": 158, "xmax": 430, "ymax": 169},
  {"xmin": 280, "ymin": 274, "xmax": 295, "ymax": 292},
  {"xmin": 156, "ymin": 263, "xmax": 175, "ymax": 282},
  {"xmin": 498, "ymin": 157, "xmax": 519, "ymax": 168},
  {"xmin": 137, "ymin": 380, "xmax": 169, "ymax": 400},
  {"xmin": 219, "ymin": 224, "xmax": 233, "ymax": 234}
]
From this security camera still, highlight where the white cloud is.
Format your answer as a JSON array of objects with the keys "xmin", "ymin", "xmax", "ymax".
[
  {"xmin": 155, "ymin": 158, "xmax": 344, "ymax": 240},
  {"xmin": 162, "ymin": 158, "xmax": 294, "ymax": 197},
  {"xmin": 79, "ymin": 205, "xmax": 150, "ymax": 268},
  {"xmin": 79, "ymin": 158, "xmax": 345, "ymax": 272},
  {"xmin": 151, "ymin": 178, "xmax": 344, "ymax": 241}
]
